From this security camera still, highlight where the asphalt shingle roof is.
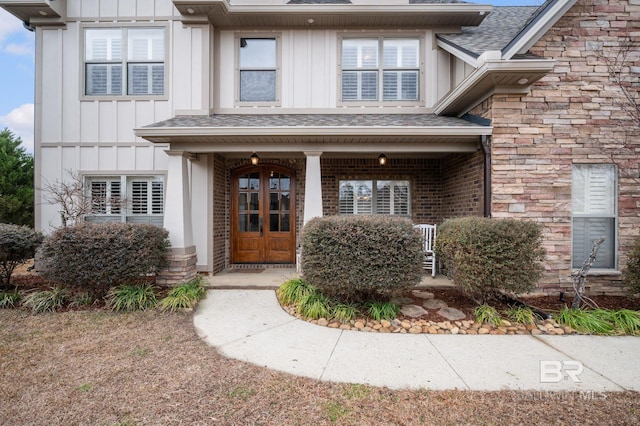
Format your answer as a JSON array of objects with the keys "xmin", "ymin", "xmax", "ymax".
[
  {"xmin": 145, "ymin": 114, "xmax": 484, "ymax": 129},
  {"xmin": 437, "ymin": 6, "xmax": 539, "ymax": 57}
]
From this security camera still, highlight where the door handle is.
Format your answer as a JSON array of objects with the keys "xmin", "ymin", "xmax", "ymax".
[{"xmin": 259, "ymin": 217, "xmax": 264, "ymax": 236}]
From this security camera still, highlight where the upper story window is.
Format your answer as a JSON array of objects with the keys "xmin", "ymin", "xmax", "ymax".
[
  {"xmin": 571, "ymin": 164, "xmax": 617, "ymax": 269},
  {"xmin": 340, "ymin": 37, "xmax": 420, "ymax": 104},
  {"xmin": 238, "ymin": 37, "xmax": 279, "ymax": 103},
  {"xmin": 84, "ymin": 28, "xmax": 165, "ymax": 97}
]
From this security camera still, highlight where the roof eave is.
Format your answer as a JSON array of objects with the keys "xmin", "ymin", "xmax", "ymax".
[
  {"xmin": 173, "ymin": 0, "xmax": 493, "ymax": 28},
  {"xmin": 434, "ymin": 59, "xmax": 555, "ymax": 116}
]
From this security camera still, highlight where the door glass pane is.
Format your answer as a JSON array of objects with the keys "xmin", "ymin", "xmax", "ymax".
[
  {"xmin": 270, "ymin": 192, "xmax": 279, "ymax": 211},
  {"xmin": 281, "ymin": 213, "xmax": 290, "ymax": 232},
  {"xmin": 250, "ymin": 192, "xmax": 259, "ymax": 210},
  {"xmin": 270, "ymin": 213, "xmax": 279, "ymax": 232},
  {"xmin": 270, "ymin": 173, "xmax": 280, "ymax": 190},
  {"xmin": 281, "ymin": 177, "xmax": 290, "ymax": 190},
  {"xmin": 238, "ymin": 214, "xmax": 247, "ymax": 232},
  {"xmin": 249, "ymin": 214, "xmax": 259, "ymax": 232},
  {"xmin": 250, "ymin": 173, "xmax": 260, "ymax": 190},
  {"xmin": 238, "ymin": 193, "xmax": 248, "ymax": 211},
  {"xmin": 239, "ymin": 176, "xmax": 248, "ymax": 190},
  {"xmin": 281, "ymin": 192, "xmax": 290, "ymax": 211}
]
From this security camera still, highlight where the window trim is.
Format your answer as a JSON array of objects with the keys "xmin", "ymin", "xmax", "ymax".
[
  {"xmin": 338, "ymin": 179, "xmax": 411, "ymax": 217},
  {"xmin": 84, "ymin": 175, "xmax": 166, "ymax": 225},
  {"xmin": 571, "ymin": 164, "xmax": 618, "ymax": 270},
  {"xmin": 337, "ymin": 34, "xmax": 424, "ymax": 107},
  {"xmin": 80, "ymin": 24, "xmax": 169, "ymax": 101},
  {"xmin": 234, "ymin": 33, "xmax": 282, "ymax": 107}
]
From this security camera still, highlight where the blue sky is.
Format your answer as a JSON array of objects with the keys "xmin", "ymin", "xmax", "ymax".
[{"xmin": 0, "ymin": 0, "xmax": 545, "ymax": 154}]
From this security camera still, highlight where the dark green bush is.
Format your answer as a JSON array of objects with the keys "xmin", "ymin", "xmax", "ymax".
[
  {"xmin": 38, "ymin": 223, "xmax": 170, "ymax": 298},
  {"xmin": 623, "ymin": 236, "xmax": 640, "ymax": 294},
  {"xmin": 301, "ymin": 215, "xmax": 423, "ymax": 303},
  {"xmin": 436, "ymin": 217, "xmax": 546, "ymax": 304},
  {"xmin": 0, "ymin": 223, "xmax": 44, "ymax": 289}
]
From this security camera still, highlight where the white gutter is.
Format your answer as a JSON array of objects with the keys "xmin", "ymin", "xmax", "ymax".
[
  {"xmin": 135, "ymin": 125, "xmax": 492, "ymax": 139},
  {"xmin": 434, "ymin": 58, "xmax": 555, "ymax": 115}
]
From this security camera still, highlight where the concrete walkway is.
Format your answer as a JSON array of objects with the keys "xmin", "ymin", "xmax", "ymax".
[{"xmin": 194, "ymin": 289, "xmax": 640, "ymax": 391}]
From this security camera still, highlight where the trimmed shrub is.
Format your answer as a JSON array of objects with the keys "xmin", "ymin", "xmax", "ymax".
[
  {"xmin": 38, "ymin": 223, "xmax": 170, "ymax": 299},
  {"xmin": 301, "ymin": 215, "xmax": 423, "ymax": 303},
  {"xmin": 0, "ymin": 223, "xmax": 44, "ymax": 289},
  {"xmin": 623, "ymin": 236, "xmax": 640, "ymax": 295},
  {"xmin": 436, "ymin": 217, "xmax": 546, "ymax": 304}
]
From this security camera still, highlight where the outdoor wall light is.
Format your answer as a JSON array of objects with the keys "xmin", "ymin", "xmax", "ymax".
[
  {"xmin": 250, "ymin": 152, "xmax": 260, "ymax": 166},
  {"xmin": 378, "ymin": 153, "xmax": 387, "ymax": 166}
]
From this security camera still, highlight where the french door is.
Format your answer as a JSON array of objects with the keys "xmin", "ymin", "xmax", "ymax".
[{"xmin": 231, "ymin": 165, "xmax": 296, "ymax": 263}]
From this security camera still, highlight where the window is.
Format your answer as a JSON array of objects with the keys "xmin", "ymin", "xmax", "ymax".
[
  {"xmin": 238, "ymin": 38, "xmax": 277, "ymax": 103},
  {"xmin": 339, "ymin": 180, "xmax": 410, "ymax": 216},
  {"xmin": 85, "ymin": 176, "xmax": 164, "ymax": 226},
  {"xmin": 85, "ymin": 27, "xmax": 165, "ymax": 96},
  {"xmin": 341, "ymin": 37, "xmax": 420, "ymax": 103},
  {"xmin": 572, "ymin": 164, "xmax": 617, "ymax": 269}
]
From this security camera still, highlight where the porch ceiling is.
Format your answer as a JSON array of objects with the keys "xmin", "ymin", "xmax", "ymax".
[
  {"xmin": 173, "ymin": 0, "xmax": 492, "ymax": 28},
  {"xmin": 134, "ymin": 113, "xmax": 491, "ymax": 153}
]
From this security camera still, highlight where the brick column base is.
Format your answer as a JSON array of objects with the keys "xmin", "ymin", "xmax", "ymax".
[{"xmin": 157, "ymin": 249, "xmax": 197, "ymax": 287}]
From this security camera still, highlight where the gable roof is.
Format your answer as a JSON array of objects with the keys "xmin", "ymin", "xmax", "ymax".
[
  {"xmin": 437, "ymin": 0, "xmax": 576, "ymax": 62},
  {"xmin": 437, "ymin": 6, "xmax": 539, "ymax": 58}
]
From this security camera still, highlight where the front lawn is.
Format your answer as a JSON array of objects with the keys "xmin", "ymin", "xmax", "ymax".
[{"xmin": 1, "ymin": 309, "xmax": 639, "ymax": 425}]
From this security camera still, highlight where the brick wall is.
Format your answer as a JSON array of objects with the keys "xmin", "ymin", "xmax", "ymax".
[
  {"xmin": 484, "ymin": 0, "xmax": 640, "ymax": 294},
  {"xmin": 212, "ymin": 154, "xmax": 226, "ymax": 273}
]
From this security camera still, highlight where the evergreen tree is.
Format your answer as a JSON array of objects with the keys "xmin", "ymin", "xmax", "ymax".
[{"xmin": 0, "ymin": 128, "xmax": 34, "ymax": 227}]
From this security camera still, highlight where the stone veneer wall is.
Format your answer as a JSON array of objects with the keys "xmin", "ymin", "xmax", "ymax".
[{"xmin": 476, "ymin": 0, "xmax": 640, "ymax": 294}]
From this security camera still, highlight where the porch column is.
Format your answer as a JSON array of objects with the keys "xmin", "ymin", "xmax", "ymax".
[
  {"xmin": 303, "ymin": 151, "xmax": 323, "ymax": 226},
  {"xmin": 158, "ymin": 150, "xmax": 197, "ymax": 286}
]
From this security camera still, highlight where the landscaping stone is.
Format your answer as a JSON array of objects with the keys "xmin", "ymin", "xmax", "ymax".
[
  {"xmin": 400, "ymin": 304, "xmax": 428, "ymax": 318},
  {"xmin": 411, "ymin": 290, "xmax": 435, "ymax": 299},
  {"xmin": 392, "ymin": 297, "xmax": 414, "ymax": 305},
  {"xmin": 437, "ymin": 307, "xmax": 466, "ymax": 321},
  {"xmin": 423, "ymin": 299, "xmax": 448, "ymax": 310}
]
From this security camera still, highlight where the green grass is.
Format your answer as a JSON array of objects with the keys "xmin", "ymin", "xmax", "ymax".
[
  {"xmin": 591, "ymin": 308, "xmax": 640, "ymax": 335},
  {"xmin": 323, "ymin": 401, "xmax": 349, "ymax": 422},
  {"xmin": 298, "ymin": 290, "xmax": 331, "ymax": 320},
  {"xmin": 23, "ymin": 287, "xmax": 68, "ymax": 313},
  {"xmin": 505, "ymin": 306, "xmax": 536, "ymax": 326},
  {"xmin": 365, "ymin": 300, "xmax": 400, "ymax": 321},
  {"xmin": 331, "ymin": 303, "xmax": 359, "ymax": 322},
  {"xmin": 554, "ymin": 307, "xmax": 616, "ymax": 335},
  {"xmin": 0, "ymin": 290, "xmax": 21, "ymax": 309},
  {"xmin": 107, "ymin": 283, "xmax": 157, "ymax": 312},
  {"xmin": 277, "ymin": 278, "xmax": 314, "ymax": 306},
  {"xmin": 159, "ymin": 277, "xmax": 206, "ymax": 312},
  {"xmin": 474, "ymin": 304, "xmax": 502, "ymax": 326}
]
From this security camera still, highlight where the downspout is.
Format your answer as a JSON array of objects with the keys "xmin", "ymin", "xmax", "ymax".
[{"xmin": 480, "ymin": 135, "xmax": 491, "ymax": 217}]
